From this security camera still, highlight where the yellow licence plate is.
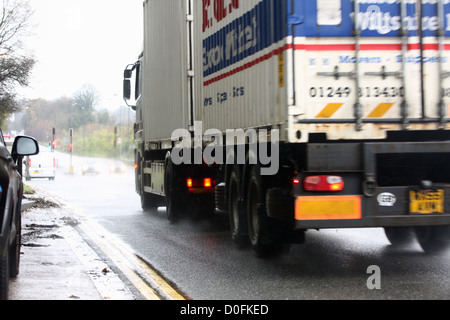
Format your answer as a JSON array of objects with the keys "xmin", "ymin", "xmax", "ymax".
[
  {"xmin": 33, "ymin": 171, "xmax": 40, "ymax": 174},
  {"xmin": 409, "ymin": 189, "xmax": 444, "ymax": 214}
]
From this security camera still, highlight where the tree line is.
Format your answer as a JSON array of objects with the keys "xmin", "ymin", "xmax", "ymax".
[
  {"xmin": 11, "ymin": 86, "xmax": 135, "ymax": 159},
  {"xmin": 0, "ymin": 0, "xmax": 135, "ymax": 159}
]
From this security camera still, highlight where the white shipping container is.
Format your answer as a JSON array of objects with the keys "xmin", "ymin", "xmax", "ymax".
[
  {"xmin": 142, "ymin": 0, "xmax": 450, "ymax": 143},
  {"xmin": 289, "ymin": 0, "xmax": 450, "ymax": 142},
  {"xmin": 142, "ymin": 0, "xmax": 190, "ymax": 142},
  {"xmin": 193, "ymin": 0, "xmax": 288, "ymax": 135}
]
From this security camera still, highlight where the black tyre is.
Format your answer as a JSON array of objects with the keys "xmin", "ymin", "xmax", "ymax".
[
  {"xmin": 384, "ymin": 227, "xmax": 416, "ymax": 247},
  {"xmin": 414, "ymin": 226, "xmax": 450, "ymax": 253},
  {"xmin": 247, "ymin": 166, "xmax": 284, "ymax": 258},
  {"xmin": 164, "ymin": 155, "xmax": 186, "ymax": 223},
  {"xmin": 0, "ymin": 247, "xmax": 9, "ymax": 300},
  {"xmin": 141, "ymin": 192, "xmax": 161, "ymax": 212},
  {"xmin": 228, "ymin": 166, "xmax": 248, "ymax": 247},
  {"xmin": 135, "ymin": 152, "xmax": 143, "ymax": 195},
  {"xmin": 9, "ymin": 214, "xmax": 21, "ymax": 278}
]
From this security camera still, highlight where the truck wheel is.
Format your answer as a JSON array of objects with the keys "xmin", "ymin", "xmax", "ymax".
[
  {"xmin": 384, "ymin": 227, "xmax": 416, "ymax": 247},
  {"xmin": 247, "ymin": 166, "xmax": 283, "ymax": 258},
  {"xmin": 166, "ymin": 192, "xmax": 180, "ymax": 223},
  {"xmin": 141, "ymin": 193, "xmax": 160, "ymax": 212},
  {"xmin": 164, "ymin": 155, "xmax": 185, "ymax": 223},
  {"xmin": 228, "ymin": 167, "xmax": 248, "ymax": 247},
  {"xmin": 0, "ymin": 247, "xmax": 9, "ymax": 300},
  {"xmin": 135, "ymin": 152, "xmax": 142, "ymax": 195},
  {"xmin": 414, "ymin": 226, "xmax": 450, "ymax": 253},
  {"xmin": 165, "ymin": 169, "xmax": 179, "ymax": 223}
]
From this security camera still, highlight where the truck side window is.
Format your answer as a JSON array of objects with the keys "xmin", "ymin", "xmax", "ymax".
[{"xmin": 135, "ymin": 62, "xmax": 142, "ymax": 99}]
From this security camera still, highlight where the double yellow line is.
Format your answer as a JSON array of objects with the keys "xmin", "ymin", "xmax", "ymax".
[{"xmin": 79, "ymin": 221, "xmax": 186, "ymax": 300}]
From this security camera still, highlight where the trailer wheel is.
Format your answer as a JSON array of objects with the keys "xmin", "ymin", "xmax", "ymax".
[
  {"xmin": 228, "ymin": 166, "xmax": 248, "ymax": 247},
  {"xmin": 247, "ymin": 166, "xmax": 283, "ymax": 258},
  {"xmin": 414, "ymin": 226, "xmax": 450, "ymax": 253},
  {"xmin": 384, "ymin": 227, "xmax": 416, "ymax": 247},
  {"xmin": 164, "ymin": 155, "xmax": 186, "ymax": 223}
]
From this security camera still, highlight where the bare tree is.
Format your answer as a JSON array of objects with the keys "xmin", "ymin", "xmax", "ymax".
[
  {"xmin": 72, "ymin": 84, "xmax": 101, "ymax": 128},
  {"xmin": 0, "ymin": 0, "xmax": 35, "ymax": 125},
  {"xmin": 0, "ymin": 0, "xmax": 32, "ymax": 52},
  {"xmin": 72, "ymin": 84, "xmax": 100, "ymax": 151}
]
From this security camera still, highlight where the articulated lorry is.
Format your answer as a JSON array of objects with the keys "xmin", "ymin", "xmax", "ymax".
[{"xmin": 124, "ymin": 0, "xmax": 450, "ymax": 257}]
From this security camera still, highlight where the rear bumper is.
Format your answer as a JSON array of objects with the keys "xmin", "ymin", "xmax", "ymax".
[
  {"xmin": 293, "ymin": 185, "xmax": 450, "ymax": 229},
  {"xmin": 29, "ymin": 175, "xmax": 55, "ymax": 178},
  {"xmin": 28, "ymin": 169, "xmax": 55, "ymax": 179}
]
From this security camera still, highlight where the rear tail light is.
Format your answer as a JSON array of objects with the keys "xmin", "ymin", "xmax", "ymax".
[
  {"xmin": 186, "ymin": 178, "xmax": 214, "ymax": 190},
  {"xmin": 303, "ymin": 175, "xmax": 344, "ymax": 192},
  {"xmin": 203, "ymin": 178, "xmax": 212, "ymax": 188}
]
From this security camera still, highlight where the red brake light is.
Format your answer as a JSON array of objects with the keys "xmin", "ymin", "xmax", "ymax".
[
  {"xmin": 303, "ymin": 175, "xmax": 344, "ymax": 192},
  {"xmin": 187, "ymin": 178, "xmax": 214, "ymax": 189},
  {"xmin": 204, "ymin": 178, "xmax": 212, "ymax": 188}
]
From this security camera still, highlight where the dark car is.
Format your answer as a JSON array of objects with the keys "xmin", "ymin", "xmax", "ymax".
[{"xmin": 0, "ymin": 128, "xmax": 39, "ymax": 300}]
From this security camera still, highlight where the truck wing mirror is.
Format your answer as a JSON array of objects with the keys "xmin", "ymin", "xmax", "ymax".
[{"xmin": 124, "ymin": 69, "xmax": 133, "ymax": 79}]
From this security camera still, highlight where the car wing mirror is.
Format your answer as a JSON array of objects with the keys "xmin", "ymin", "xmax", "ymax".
[{"xmin": 11, "ymin": 136, "xmax": 39, "ymax": 162}]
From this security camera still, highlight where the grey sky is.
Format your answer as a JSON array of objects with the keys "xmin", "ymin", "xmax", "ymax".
[{"xmin": 20, "ymin": 0, "xmax": 143, "ymax": 111}]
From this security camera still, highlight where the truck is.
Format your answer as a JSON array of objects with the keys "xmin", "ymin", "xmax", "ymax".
[{"xmin": 123, "ymin": 0, "xmax": 450, "ymax": 257}]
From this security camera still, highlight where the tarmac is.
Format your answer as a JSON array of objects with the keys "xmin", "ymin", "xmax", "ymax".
[{"xmin": 8, "ymin": 192, "xmax": 137, "ymax": 300}]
